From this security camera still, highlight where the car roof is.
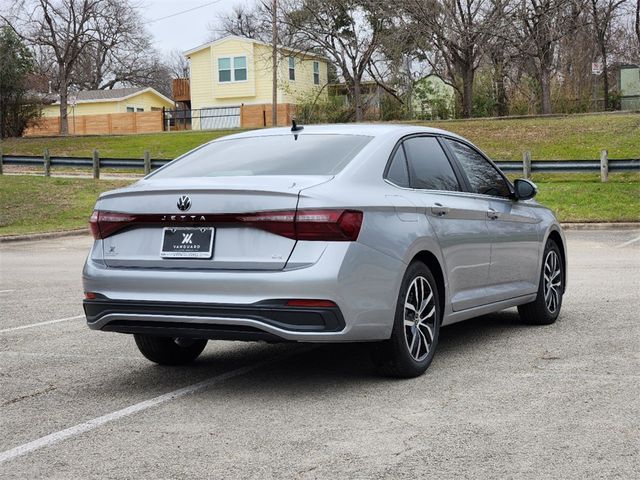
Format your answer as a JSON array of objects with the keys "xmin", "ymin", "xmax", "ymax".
[{"xmin": 216, "ymin": 123, "xmax": 466, "ymax": 142}]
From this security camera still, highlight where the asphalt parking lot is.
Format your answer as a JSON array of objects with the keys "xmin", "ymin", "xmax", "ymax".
[{"xmin": 0, "ymin": 229, "xmax": 638, "ymax": 479}]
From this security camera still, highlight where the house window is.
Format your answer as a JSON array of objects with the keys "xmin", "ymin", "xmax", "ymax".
[
  {"xmin": 219, "ymin": 56, "xmax": 247, "ymax": 82},
  {"xmin": 288, "ymin": 56, "xmax": 296, "ymax": 81},
  {"xmin": 126, "ymin": 107, "xmax": 135, "ymax": 113},
  {"xmin": 234, "ymin": 56, "xmax": 247, "ymax": 81},
  {"xmin": 218, "ymin": 58, "xmax": 231, "ymax": 82},
  {"xmin": 313, "ymin": 61, "xmax": 320, "ymax": 85},
  {"xmin": 136, "ymin": 107, "xmax": 144, "ymax": 112}
]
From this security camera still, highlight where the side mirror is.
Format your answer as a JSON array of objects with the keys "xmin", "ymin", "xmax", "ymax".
[{"xmin": 513, "ymin": 178, "xmax": 537, "ymax": 201}]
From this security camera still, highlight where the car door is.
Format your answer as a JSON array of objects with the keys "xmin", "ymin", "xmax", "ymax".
[
  {"xmin": 442, "ymin": 138, "xmax": 541, "ymax": 303},
  {"xmin": 386, "ymin": 136, "xmax": 492, "ymax": 312}
]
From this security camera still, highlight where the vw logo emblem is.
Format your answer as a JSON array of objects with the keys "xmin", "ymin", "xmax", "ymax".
[{"xmin": 177, "ymin": 195, "xmax": 191, "ymax": 211}]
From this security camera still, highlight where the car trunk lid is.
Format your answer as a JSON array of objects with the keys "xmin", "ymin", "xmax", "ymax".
[{"xmin": 96, "ymin": 175, "xmax": 332, "ymax": 270}]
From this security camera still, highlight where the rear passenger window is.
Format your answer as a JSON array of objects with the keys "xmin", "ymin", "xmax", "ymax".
[
  {"xmin": 386, "ymin": 146, "xmax": 410, "ymax": 187},
  {"xmin": 403, "ymin": 137, "xmax": 460, "ymax": 191},
  {"xmin": 444, "ymin": 139, "xmax": 511, "ymax": 197}
]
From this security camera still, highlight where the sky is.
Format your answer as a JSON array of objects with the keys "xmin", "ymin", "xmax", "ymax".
[{"xmin": 142, "ymin": 0, "xmax": 241, "ymax": 56}]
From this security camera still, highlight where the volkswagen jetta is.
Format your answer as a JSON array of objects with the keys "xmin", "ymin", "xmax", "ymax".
[{"xmin": 83, "ymin": 124, "xmax": 566, "ymax": 377}]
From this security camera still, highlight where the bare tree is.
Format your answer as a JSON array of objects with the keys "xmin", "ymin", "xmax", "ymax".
[
  {"xmin": 210, "ymin": 3, "xmax": 272, "ymax": 41},
  {"xmin": 7, "ymin": 0, "xmax": 107, "ymax": 134},
  {"xmin": 402, "ymin": 0, "xmax": 500, "ymax": 118},
  {"xmin": 635, "ymin": 0, "xmax": 640, "ymax": 50},
  {"xmin": 485, "ymin": 0, "xmax": 519, "ymax": 116},
  {"xmin": 71, "ymin": 0, "xmax": 160, "ymax": 91},
  {"xmin": 515, "ymin": 0, "xmax": 583, "ymax": 114},
  {"xmin": 166, "ymin": 50, "xmax": 190, "ymax": 79},
  {"xmin": 5, "ymin": 0, "xmax": 167, "ymax": 133},
  {"xmin": 281, "ymin": 0, "xmax": 388, "ymax": 121},
  {"xmin": 589, "ymin": 0, "xmax": 627, "ymax": 109}
]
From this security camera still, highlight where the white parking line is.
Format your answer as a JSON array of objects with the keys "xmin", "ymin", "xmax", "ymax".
[
  {"xmin": 0, "ymin": 290, "xmax": 16, "ymax": 294},
  {"xmin": 0, "ymin": 315, "xmax": 84, "ymax": 334},
  {"xmin": 616, "ymin": 235, "xmax": 640, "ymax": 248},
  {"xmin": 0, "ymin": 348, "xmax": 301, "ymax": 464}
]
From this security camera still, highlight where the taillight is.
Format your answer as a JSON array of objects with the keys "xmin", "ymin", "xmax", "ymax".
[
  {"xmin": 88, "ymin": 208, "xmax": 363, "ymax": 241},
  {"xmin": 89, "ymin": 210, "xmax": 100, "ymax": 239},
  {"xmin": 239, "ymin": 209, "xmax": 363, "ymax": 241},
  {"xmin": 89, "ymin": 210, "xmax": 136, "ymax": 239},
  {"xmin": 237, "ymin": 211, "xmax": 296, "ymax": 239}
]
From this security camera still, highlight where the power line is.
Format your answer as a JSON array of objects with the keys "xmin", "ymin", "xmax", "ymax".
[{"xmin": 145, "ymin": 0, "xmax": 223, "ymax": 24}]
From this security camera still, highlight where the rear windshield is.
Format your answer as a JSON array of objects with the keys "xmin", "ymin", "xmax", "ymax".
[{"xmin": 151, "ymin": 134, "xmax": 372, "ymax": 178}]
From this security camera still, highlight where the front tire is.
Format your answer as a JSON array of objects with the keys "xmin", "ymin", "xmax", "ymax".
[
  {"xmin": 518, "ymin": 239, "xmax": 564, "ymax": 325},
  {"xmin": 372, "ymin": 262, "xmax": 441, "ymax": 378},
  {"xmin": 134, "ymin": 334, "xmax": 208, "ymax": 365}
]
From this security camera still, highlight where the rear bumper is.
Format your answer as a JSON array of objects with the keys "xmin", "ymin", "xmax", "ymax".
[
  {"xmin": 82, "ymin": 241, "xmax": 406, "ymax": 342},
  {"xmin": 84, "ymin": 298, "xmax": 345, "ymax": 342}
]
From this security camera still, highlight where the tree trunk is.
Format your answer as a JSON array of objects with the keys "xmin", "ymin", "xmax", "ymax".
[
  {"xmin": 353, "ymin": 77, "xmax": 363, "ymax": 122},
  {"xmin": 59, "ymin": 86, "xmax": 68, "ymax": 135},
  {"xmin": 493, "ymin": 58, "xmax": 508, "ymax": 117},
  {"xmin": 461, "ymin": 67, "xmax": 474, "ymax": 118},
  {"xmin": 271, "ymin": 0, "xmax": 278, "ymax": 126},
  {"xmin": 636, "ymin": 0, "xmax": 640, "ymax": 49},
  {"xmin": 540, "ymin": 68, "xmax": 552, "ymax": 115},
  {"xmin": 601, "ymin": 51, "xmax": 610, "ymax": 110}
]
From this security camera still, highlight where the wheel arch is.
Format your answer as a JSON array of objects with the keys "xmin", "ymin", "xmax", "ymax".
[{"xmin": 409, "ymin": 250, "xmax": 446, "ymax": 324}]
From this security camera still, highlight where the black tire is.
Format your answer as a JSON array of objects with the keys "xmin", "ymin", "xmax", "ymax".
[
  {"xmin": 518, "ymin": 239, "xmax": 564, "ymax": 325},
  {"xmin": 372, "ymin": 262, "xmax": 441, "ymax": 378},
  {"xmin": 134, "ymin": 334, "xmax": 208, "ymax": 365}
]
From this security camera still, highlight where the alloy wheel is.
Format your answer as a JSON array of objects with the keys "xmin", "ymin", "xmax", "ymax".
[
  {"xmin": 403, "ymin": 276, "xmax": 437, "ymax": 361},
  {"xmin": 544, "ymin": 250, "xmax": 562, "ymax": 313}
]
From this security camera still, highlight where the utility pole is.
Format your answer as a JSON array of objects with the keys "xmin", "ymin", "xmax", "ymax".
[{"xmin": 271, "ymin": 0, "xmax": 278, "ymax": 127}]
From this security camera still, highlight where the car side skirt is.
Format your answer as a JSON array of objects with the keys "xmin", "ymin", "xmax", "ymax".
[{"xmin": 442, "ymin": 293, "xmax": 537, "ymax": 326}]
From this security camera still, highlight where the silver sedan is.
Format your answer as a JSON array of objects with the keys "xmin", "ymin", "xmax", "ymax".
[{"xmin": 83, "ymin": 124, "xmax": 566, "ymax": 377}]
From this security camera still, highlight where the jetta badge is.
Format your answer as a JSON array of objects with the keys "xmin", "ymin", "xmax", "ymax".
[{"xmin": 177, "ymin": 195, "xmax": 191, "ymax": 211}]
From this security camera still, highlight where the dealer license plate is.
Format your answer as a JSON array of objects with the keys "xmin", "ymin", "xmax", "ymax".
[{"xmin": 160, "ymin": 227, "xmax": 214, "ymax": 259}]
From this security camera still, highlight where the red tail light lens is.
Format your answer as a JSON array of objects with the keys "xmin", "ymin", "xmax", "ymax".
[
  {"xmin": 88, "ymin": 208, "xmax": 363, "ymax": 241},
  {"xmin": 237, "ymin": 211, "xmax": 296, "ymax": 239},
  {"xmin": 89, "ymin": 211, "xmax": 100, "ymax": 239},
  {"xmin": 239, "ymin": 209, "xmax": 363, "ymax": 241},
  {"xmin": 89, "ymin": 211, "xmax": 136, "ymax": 239}
]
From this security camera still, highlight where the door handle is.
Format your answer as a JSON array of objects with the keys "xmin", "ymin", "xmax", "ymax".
[
  {"xmin": 430, "ymin": 203, "xmax": 450, "ymax": 217},
  {"xmin": 487, "ymin": 208, "xmax": 500, "ymax": 220}
]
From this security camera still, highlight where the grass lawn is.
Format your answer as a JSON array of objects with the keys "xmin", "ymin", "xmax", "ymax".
[
  {"xmin": 530, "ymin": 173, "xmax": 640, "ymax": 223},
  {"xmin": 0, "ymin": 173, "xmax": 637, "ymax": 237},
  {"xmin": 0, "ymin": 129, "xmax": 238, "ymax": 160},
  {"xmin": 418, "ymin": 113, "xmax": 640, "ymax": 160},
  {"xmin": 0, "ymin": 176, "xmax": 132, "ymax": 236},
  {"xmin": 1, "ymin": 112, "xmax": 638, "ymax": 161}
]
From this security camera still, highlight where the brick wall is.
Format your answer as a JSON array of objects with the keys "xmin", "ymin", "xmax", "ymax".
[{"xmin": 24, "ymin": 111, "xmax": 163, "ymax": 136}]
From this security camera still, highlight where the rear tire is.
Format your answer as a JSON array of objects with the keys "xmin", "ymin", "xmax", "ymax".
[
  {"xmin": 372, "ymin": 262, "xmax": 441, "ymax": 378},
  {"xmin": 518, "ymin": 239, "xmax": 564, "ymax": 325},
  {"xmin": 134, "ymin": 334, "xmax": 207, "ymax": 365}
]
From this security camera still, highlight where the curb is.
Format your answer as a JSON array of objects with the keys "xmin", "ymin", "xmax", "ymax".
[
  {"xmin": 0, "ymin": 229, "xmax": 89, "ymax": 243},
  {"xmin": 1, "ymin": 223, "xmax": 638, "ymax": 243},
  {"xmin": 560, "ymin": 222, "xmax": 640, "ymax": 230}
]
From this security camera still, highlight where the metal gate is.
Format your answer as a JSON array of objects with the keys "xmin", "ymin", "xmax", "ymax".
[
  {"xmin": 163, "ymin": 107, "xmax": 241, "ymax": 131},
  {"xmin": 200, "ymin": 106, "xmax": 241, "ymax": 130}
]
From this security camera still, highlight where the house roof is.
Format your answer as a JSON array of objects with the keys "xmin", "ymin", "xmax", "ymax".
[
  {"xmin": 184, "ymin": 35, "xmax": 328, "ymax": 62},
  {"xmin": 49, "ymin": 87, "xmax": 174, "ymax": 105}
]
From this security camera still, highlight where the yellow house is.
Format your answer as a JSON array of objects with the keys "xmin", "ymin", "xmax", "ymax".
[
  {"xmin": 24, "ymin": 87, "xmax": 175, "ymax": 136},
  {"xmin": 184, "ymin": 35, "xmax": 329, "ymax": 127},
  {"xmin": 42, "ymin": 87, "xmax": 174, "ymax": 117}
]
